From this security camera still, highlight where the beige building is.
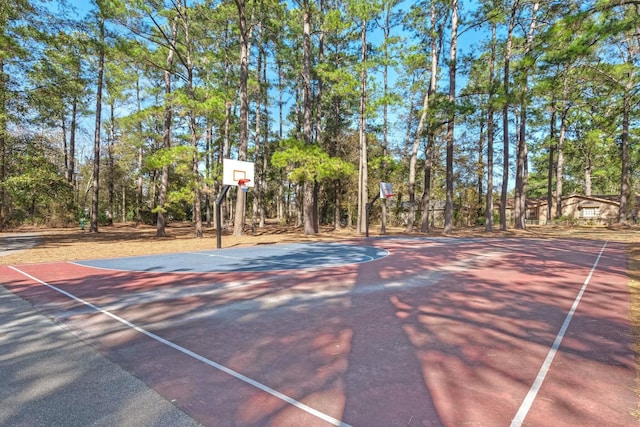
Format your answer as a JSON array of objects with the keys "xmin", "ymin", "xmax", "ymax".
[{"xmin": 500, "ymin": 194, "xmax": 639, "ymax": 226}]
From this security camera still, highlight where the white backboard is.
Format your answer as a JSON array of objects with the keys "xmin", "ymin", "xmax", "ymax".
[
  {"xmin": 380, "ymin": 182, "xmax": 393, "ymax": 198},
  {"xmin": 223, "ymin": 158, "xmax": 255, "ymax": 187}
]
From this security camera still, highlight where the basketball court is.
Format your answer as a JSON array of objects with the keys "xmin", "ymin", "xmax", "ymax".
[{"xmin": 0, "ymin": 236, "xmax": 637, "ymax": 426}]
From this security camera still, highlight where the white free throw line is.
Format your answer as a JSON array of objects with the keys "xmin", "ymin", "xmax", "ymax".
[
  {"xmin": 9, "ymin": 266, "xmax": 352, "ymax": 427},
  {"xmin": 510, "ymin": 241, "xmax": 608, "ymax": 427}
]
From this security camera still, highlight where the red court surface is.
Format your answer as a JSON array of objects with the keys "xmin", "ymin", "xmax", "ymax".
[{"xmin": 1, "ymin": 237, "xmax": 637, "ymax": 426}]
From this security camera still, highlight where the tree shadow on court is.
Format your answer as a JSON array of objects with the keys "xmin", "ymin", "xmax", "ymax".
[
  {"xmin": 2, "ymin": 261, "xmax": 368, "ymax": 425},
  {"xmin": 339, "ymin": 238, "xmax": 636, "ymax": 426},
  {"xmin": 341, "ymin": 244, "xmax": 443, "ymax": 426}
]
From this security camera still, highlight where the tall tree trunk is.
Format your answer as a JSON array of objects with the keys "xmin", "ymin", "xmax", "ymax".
[
  {"xmin": 514, "ymin": 112, "xmax": 525, "ymax": 229},
  {"xmin": 62, "ymin": 117, "xmax": 69, "ymax": 182},
  {"xmin": 315, "ymin": 1, "xmax": 326, "ymax": 232},
  {"xmin": 477, "ymin": 118, "xmax": 485, "ymax": 221},
  {"xmin": 500, "ymin": 2, "xmax": 518, "ymax": 231},
  {"xmin": 555, "ymin": 103, "xmax": 568, "ymax": 218},
  {"xmin": 333, "ymin": 98, "xmax": 343, "ymax": 229},
  {"xmin": 485, "ymin": 21, "xmax": 497, "ymax": 232},
  {"xmin": 514, "ymin": 1, "xmax": 539, "ymax": 230},
  {"xmin": 205, "ymin": 124, "xmax": 212, "ymax": 227},
  {"xmin": 584, "ymin": 162, "xmax": 592, "ymax": 196},
  {"xmin": 260, "ymin": 47, "xmax": 268, "ymax": 228},
  {"xmin": 135, "ymin": 78, "xmax": 144, "ymax": 223},
  {"xmin": 222, "ymin": 100, "xmax": 232, "ymax": 226},
  {"xmin": 403, "ymin": 76, "xmax": 416, "ymax": 161},
  {"xmin": 618, "ymin": 14, "xmax": 638, "ymax": 224},
  {"xmin": 181, "ymin": 2, "xmax": 203, "ymax": 238},
  {"xmin": 156, "ymin": 15, "xmax": 179, "ymax": 237},
  {"xmin": 405, "ymin": 98, "xmax": 425, "ymax": 232},
  {"xmin": 251, "ymin": 42, "xmax": 266, "ymax": 231},
  {"xmin": 190, "ymin": 110, "xmax": 202, "ymax": 237},
  {"xmin": 316, "ymin": 0, "xmax": 325, "ymax": 147},
  {"xmin": 547, "ymin": 101, "xmax": 556, "ymax": 223},
  {"xmin": 68, "ymin": 96, "xmax": 78, "ymax": 186},
  {"xmin": 409, "ymin": 2, "xmax": 440, "ymax": 233},
  {"xmin": 380, "ymin": 0, "xmax": 393, "ymax": 234},
  {"xmin": 444, "ymin": 0, "xmax": 458, "ymax": 234},
  {"xmin": 357, "ymin": 18, "xmax": 368, "ymax": 234},
  {"xmin": 301, "ymin": 0, "xmax": 316, "ymax": 234},
  {"xmin": 219, "ymin": 21, "xmax": 234, "ymax": 227},
  {"xmin": 619, "ymin": 82, "xmax": 631, "ymax": 223},
  {"xmin": 277, "ymin": 60, "xmax": 284, "ymax": 141},
  {"xmin": 107, "ymin": 102, "xmax": 115, "ymax": 226},
  {"xmin": 617, "ymin": 6, "xmax": 637, "ymax": 224},
  {"xmin": 420, "ymin": 132, "xmax": 434, "ymax": 232},
  {"xmin": 90, "ymin": 16, "xmax": 105, "ymax": 233},
  {"xmin": 419, "ymin": 1, "xmax": 440, "ymax": 233},
  {"xmin": 0, "ymin": 58, "xmax": 6, "ymax": 231},
  {"xmin": 234, "ymin": 0, "xmax": 251, "ymax": 236}
]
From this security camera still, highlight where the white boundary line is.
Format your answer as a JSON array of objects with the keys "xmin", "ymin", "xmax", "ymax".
[
  {"xmin": 8, "ymin": 266, "xmax": 352, "ymax": 427},
  {"xmin": 510, "ymin": 241, "xmax": 608, "ymax": 427}
]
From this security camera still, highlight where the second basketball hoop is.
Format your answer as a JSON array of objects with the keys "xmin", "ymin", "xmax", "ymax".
[{"xmin": 380, "ymin": 182, "xmax": 394, "ymax": 199}]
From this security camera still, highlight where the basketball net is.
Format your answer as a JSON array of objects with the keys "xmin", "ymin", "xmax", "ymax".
[{"xmin": 238, "ymin": 179, "xmax": 250, "ymax": 193}]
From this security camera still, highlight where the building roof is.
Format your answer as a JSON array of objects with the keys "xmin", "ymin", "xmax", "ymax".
[{"xmin": 526, "ymin": 194, "xmax": 622, "ymax": 208}]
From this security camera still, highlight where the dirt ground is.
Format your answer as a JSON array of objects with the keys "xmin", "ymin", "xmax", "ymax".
[
  {"xmin": 2, "ymin": 221, "xmax": 639, "ymax": 263},
  {"xmin": 2, "ymin": 221, "xmax": 640, "ymax": 407}
]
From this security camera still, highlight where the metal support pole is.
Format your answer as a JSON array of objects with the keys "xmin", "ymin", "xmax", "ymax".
[
  {"xmin": 215, "ymin": 185, "xmax": 231, "ymax": 249},
  {"xmin": 365, "ymin": 193, "xmax": 381, "ymax": 238}
]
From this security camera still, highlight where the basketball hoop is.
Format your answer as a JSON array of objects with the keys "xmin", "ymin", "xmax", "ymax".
[
  {"xmin": 238, "ymin": 178, "xmax": 251, "ymax": 192},
  {"xmin": 380, "ymin": 182, "xmax": 393, "ymax": 200}
]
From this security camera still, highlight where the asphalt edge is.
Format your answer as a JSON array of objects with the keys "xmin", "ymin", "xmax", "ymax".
[{"xmin": 0, "ymin": 284, "xmax": 203, "ymax": 427}]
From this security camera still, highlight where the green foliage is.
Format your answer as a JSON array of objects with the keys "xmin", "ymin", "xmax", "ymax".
[
  {"xmin": 1, "ymin": 0, "xmax": 639, "ymax": 231},
  {"xmin": 144, "ymin": 145, "xmax": 192, "ymax": 172},
  {"xmin": 165, "ymin": 186, "xmax": 194, "ymax": 221},
  {"xmin": 1, "ymin": 135, "xmax": 75, "ymax": 226},
  {"xmin": 272, "ymin": 139, "xmax": 356, "ymax": 183}
]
